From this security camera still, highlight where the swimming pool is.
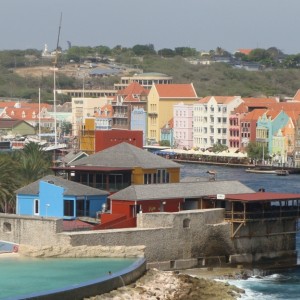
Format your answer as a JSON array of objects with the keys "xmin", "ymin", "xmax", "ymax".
[{"xmin": 0, "ymin": 256, "xmax": 143, "ymax": 299}]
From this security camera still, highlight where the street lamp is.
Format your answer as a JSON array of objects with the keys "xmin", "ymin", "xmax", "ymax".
[{"xmin": 45, "ymin": 204, "xmax": 50, "ymax": 217}]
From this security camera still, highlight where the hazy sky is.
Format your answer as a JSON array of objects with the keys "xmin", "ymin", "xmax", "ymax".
[{"xmin": 1, "ymin": 0, "xmax": 299, "ymax": 54}]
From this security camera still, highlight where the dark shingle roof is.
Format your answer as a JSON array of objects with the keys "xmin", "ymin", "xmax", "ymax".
[
  {"xmin": 109, "ymin": 180, "xmax": 254, "ymax": 201},
  {"xmin": 15, "ymin": 175, "xmax": 109, "ymax": 196},
  {"xmin": 71, "ymin": 142, "xmax": 181, "ymax": 169}
]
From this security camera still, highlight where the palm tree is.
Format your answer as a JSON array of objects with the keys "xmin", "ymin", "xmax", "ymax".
[
  {"xmin": 14, "ymin": 142, "xmax": 53, "ymax": 186},
  {"xmin": 0, "ymin": 154, "xmax": 20, "ymax": 213}
]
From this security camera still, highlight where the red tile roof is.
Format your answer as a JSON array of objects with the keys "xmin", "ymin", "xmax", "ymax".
[
  {"xmin": 225, "ymin": 192, "xmax": 300, "ymax": 202},
  {"xmin": 241, "ymin": 109, "xmax": 267, "ymax": 121},
  {"xmin": 115, "ymin": 82, "xmax": 149, "ymax": 102},
  {"xmin": 236, "ymin": 49, "xmax": 253, "ymax": 55},
  {"xmin": 155, "ymin": 84, "xmax": 198, "ymax": 98},
  {"xmin": 94, "ymin": 104, "xmax": 113, "ymax": 118},
  {"xmin": 1, "ymin": 107, "xmax": 53, "ymax": 121}
]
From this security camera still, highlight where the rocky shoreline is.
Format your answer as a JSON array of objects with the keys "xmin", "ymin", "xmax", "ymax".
[{"xmin": 84, "ymin": 268, "xmax": 246, "ymax": 300}]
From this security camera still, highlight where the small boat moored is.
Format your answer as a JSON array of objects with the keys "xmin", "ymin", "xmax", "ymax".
[{"xmin": 275, "ymin": 170, "xmax": 289, "ymax": 176}]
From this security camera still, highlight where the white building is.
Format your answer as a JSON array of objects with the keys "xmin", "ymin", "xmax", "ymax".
[
  {"xmin": 173, "ymin": 102, "xmax": 194, "ymax": 149},
  {"xmin": 193, "ymin": 96, "xmax": 243, "ymax": 149}
]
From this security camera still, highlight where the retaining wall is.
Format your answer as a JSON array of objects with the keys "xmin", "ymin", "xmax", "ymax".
[{"xmin": 0, "ymin": 210, "xmax": 297, "ymax": 269}]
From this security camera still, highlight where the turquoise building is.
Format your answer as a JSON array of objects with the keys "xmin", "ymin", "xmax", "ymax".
[{"xmin": 256, "ymin": 110, "xmax": 289, "ymax": 155}]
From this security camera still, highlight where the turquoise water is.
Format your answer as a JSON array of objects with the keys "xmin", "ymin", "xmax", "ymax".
[
  {"xmin": 0, "ymin": 257, "xmax": 136, "ymax": 299},
  {"xmin": 182, "ymin": 162, "xmax": 300, "ymax": 299}
]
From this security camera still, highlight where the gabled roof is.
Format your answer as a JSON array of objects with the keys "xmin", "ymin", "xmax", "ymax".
[
  {"xmin": 62, "ymin": 150, "xmax": 88, "ymax": 165},
  {"xmin": 161, "ymin": 118, "xmax": 174, "ymax": 130},
  {"xmin": 198, "ymin": 96, "xmax": 240, "ymax": 104},
  {"xmin": 0, "ymin": 118, "xmax": 34, "ymax": 129},
  {"xmin": 293, "ymin": 89, "xmax": 300, "ymax": 101},
  {"xmin": 154, "ymin": 84, "xmax": 198, "ymax": 98},
  {"xmin": 16, "ymin": 175, "xmax": 109, "ymax": 196},
  {"xmin": 118, "ymin": 82, "xmax": 149, "ymax": 97},
  {"xmin": 109, "ymin": 180, "xmax": 254, "ymax": 201},
  {"xmin": 94, "ymin": 104, "xmax": 113, "ymax": 118},
  {"xmin": 71, "ymin": 142, "xmax": 181, "ymax": 169}
]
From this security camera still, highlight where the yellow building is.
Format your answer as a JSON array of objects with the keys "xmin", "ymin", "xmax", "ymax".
[
  {"xmin": 147, "ymin": 83, "xmax": 199, "ymax": 143},
  {"xmin": 79, "ymin": 117, "xmax": 95, "ymax": 154}
]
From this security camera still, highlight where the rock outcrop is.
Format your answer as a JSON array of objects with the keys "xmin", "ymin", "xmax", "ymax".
[{"xmin": 85, "ymin": 268, "xmax": 244, "ymax": 300}]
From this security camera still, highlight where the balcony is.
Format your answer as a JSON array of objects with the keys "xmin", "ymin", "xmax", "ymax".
[{"xmin": 148, "ymin": 112, "xmax": 158, "ymax": 117}]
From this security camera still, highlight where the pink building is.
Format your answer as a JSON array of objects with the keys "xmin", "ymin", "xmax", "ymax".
[{"xmin": 173, "ymin": 102, "xmax": 193, "ymax": 149}]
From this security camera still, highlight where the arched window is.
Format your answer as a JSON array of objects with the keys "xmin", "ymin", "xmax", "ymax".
[
  {"xmin": 3, "ymin": 222, "xmax": 12, "ymax": 232},
  {"xmin": 183, "ymin": 218, "xmax": 191, "ymax": 228}
]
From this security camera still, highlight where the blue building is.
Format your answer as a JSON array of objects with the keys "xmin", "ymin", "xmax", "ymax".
[
  {"xmin": 131, "ymin": 107, "xmax": 147, "ymax": 145},
  {"xmin": 16, "ymin": 175, "xmax": 109, "ymax": 219}
]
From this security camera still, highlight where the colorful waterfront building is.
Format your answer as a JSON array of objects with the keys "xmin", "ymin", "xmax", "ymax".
[
  {"xmin": 147, "ymin": 83, "xmax": 198, "ymax": 144},
  {"xmin": 173, "ymin": 102, "xmax": 193, "ymax": 149},
  {"xmin": 256, "ymin": 110, "xmax": 290, "ymax": 156},
  {"xmin": 160, "ymin": 118, "xmax": 174, "ymax": 147},
  {"xmin": 193, "ymin": 96, "xmax": 243, "ymax": 149}
]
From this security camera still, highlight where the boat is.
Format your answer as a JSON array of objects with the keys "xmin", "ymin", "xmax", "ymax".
[
  {"xmin": 245, "ymin": 167, "xmax": 290, "ymax": 175},
  {"xmin": 245, "ymin": 168, "xmax": 277, "ymax": 174},
  {"xmin": 275, "ymin": 169, "xmax": 289, "ymax": 176}
]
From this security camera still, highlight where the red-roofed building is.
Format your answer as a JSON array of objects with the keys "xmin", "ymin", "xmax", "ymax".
[
  {"xmin": 239, "ymin": 109, "xmax": 267, "ymax": 150},
  {"xmin": 111, "ymin": 82, "xmax": 149, "ymax": 131},
  {"xmin": 235, "ymin": 49, "xmax": 253, "ymax": 56},
  {"xmin": 293, "ymin": 89, "xmax": 300, "ymax": 101},
  {"xmin": 148, "ymin": 84, "xmax": 199, "ymax": 144},
  {"xmin": 94, "ymin": 103, "xmax": 113, "ymax": 130},
  {"xmin": 0, "ymin": 102, "xmax": 54, "ymax": 130}
]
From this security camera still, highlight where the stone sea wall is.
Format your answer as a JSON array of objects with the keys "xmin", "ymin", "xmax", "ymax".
[{"xmin": 0, "ymin": 210, "xmax": 297, "ymax": 269}]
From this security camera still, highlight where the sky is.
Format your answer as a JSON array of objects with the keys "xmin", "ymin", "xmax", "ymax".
[{"xmin": 0, "ymin": 0, "xmax": 299, "ymax": 54}]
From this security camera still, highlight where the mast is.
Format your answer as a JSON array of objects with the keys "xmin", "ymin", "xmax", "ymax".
[
  {"xmin": 53, "ymin": 12, "xmax": 62, "ymax": 147},
  {"xmin": 38, "ymin": 87, "xmax": 41, "ymax": 142}
]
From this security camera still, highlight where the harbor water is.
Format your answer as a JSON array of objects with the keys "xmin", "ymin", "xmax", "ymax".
[{"xmin": 181, "ymin": 162, "xmax": 300, "ymax": 300}]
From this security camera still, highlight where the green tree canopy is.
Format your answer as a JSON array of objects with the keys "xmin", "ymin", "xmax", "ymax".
[{"xmin": 0, "ymin": 154, "xmax": 20, "ymax": 213}]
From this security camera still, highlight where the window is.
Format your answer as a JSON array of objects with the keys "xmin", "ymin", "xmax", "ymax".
[
  {"xmin": 3, "ymin": 222, "xmax": 11, "ymax": 232},
  {"xmin": 34, "ymin": 199, "xmax": 39, "ymax": 215},
  {"xmin": 64, "ymin": 200, "xmax": 74, "ymax": 217}
]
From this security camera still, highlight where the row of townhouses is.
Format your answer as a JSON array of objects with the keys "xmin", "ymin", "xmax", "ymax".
[{"xmin": 1, "ymin": 72, "xmax": 300, "ymax": 166}]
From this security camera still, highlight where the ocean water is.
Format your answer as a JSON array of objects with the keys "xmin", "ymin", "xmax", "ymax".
[
  {"xmin": 181, "ymin": 162, "xmax": 300, "ymax": 299},
  {"xmin": 0, "ymin": 257, "xmax": 136, "ymax": 299}
]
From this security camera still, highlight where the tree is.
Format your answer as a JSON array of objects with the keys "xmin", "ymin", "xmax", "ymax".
[
  {"xmin": 174, "ymin": 47, "xmax": 197, "ymax": 57},
  {"xmin": 13, "ymin": 142, "xmax": 53, "ymax": 185},
  {"xmin": 0, "ymin": 154, "xmax": 20, "ymax": 213},
  {"xmin": 61, "ymin": 121, "xmax": 72, "ymax": 135},
  {"xmin": 132, "ymin": 44, "xmax": 156, "ymax": 56},
  {"xmin": 211, "ymin": 143, "xmax": 228, "ymax": 153},
  {"xmin": 246, "ymin": 142, "xmax": 268, "ymax": 161},
  {"xmin": 160, "ymin": 140, "xmax": 170, "ymax": 147},
  {"xmin": 157, "ymin": 48, "xmax": 175, "ymax": 58}
]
